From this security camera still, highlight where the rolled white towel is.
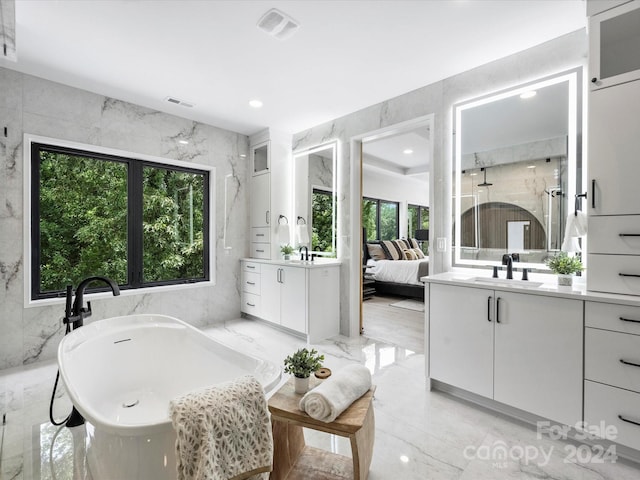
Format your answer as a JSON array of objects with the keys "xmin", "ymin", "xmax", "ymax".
[{"xmin": 299, "ymin": 364, "xmax": 372, "ymax": 423}]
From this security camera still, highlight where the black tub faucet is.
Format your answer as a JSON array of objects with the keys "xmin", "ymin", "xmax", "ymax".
[{"xmin": 65, "ymin": 276, "xmax": 120, "ymax": 330}]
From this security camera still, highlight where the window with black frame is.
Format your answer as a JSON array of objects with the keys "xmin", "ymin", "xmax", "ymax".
[
  {"xmin": 362, "ymin": 197, "xmax": 399, "ymax": 241},
  {"xmin": 408, "ymin": 204, "xmax": 429, "ymax": 253},
  {"xmin": 31, "ymin": 143, "xmax": 210, "ymax": 300}
]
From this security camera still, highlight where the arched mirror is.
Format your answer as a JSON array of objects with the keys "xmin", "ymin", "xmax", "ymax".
[
  {"xmin": 454, "ymin": 68, "xmax": 582, "ymax": 270},
  {"xmin": 293, "ymin": 142, "xmax": 338, "ymax": 257}
]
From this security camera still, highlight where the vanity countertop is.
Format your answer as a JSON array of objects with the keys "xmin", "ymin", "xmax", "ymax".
[
  {"xmin": 422, "ymin": 270, "xmax": 640, "ymax": 307},
  {"xmin": 242, "ymin": 258, "xmax": 341, "ymax": 269}
]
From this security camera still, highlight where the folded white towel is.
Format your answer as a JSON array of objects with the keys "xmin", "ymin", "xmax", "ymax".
[
  {"xmin": 299, "ymin": 364, "xmax": 372, "ymax": 423},
  {"xmin": 169, "ymin": 375, "xmax": 273, "ymax": 480}
]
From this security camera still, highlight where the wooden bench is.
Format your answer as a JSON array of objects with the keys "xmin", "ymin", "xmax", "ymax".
[{"xmin": 268, "ymin": 377, "xmax": 375, "ymax": 480}]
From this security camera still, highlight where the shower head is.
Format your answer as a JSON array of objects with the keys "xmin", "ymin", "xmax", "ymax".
[{"xmin": 477, "ymin": 168, "xmax": 492, "ymax": 187}]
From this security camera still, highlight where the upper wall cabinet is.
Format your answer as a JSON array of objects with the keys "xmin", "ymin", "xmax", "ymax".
[
  {"xmin": 251, "ymin": 140, "xmax": 270, "ymax": 175},
  {"xmin": 589, "ymin": 0, "xmax": 640, "ymax": 90}
]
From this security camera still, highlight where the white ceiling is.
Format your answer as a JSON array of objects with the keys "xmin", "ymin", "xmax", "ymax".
[
  {"xmin": 2, "ymin": 0, "xmax": 586, "ymax": 136},
  {"xmin": 363, "ymin": 127, "xmax": 431, "ymax": 181}
]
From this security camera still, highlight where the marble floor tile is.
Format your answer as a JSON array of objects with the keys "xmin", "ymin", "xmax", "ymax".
[{"xmin": 0, "ymin": 314, "xmax": 639, "ymax": 480}]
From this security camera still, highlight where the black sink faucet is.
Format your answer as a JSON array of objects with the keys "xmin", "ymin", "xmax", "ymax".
[
  {"xmin": 64, "ymin": 276, "xmax": 120, "ymax": 330},
  {"xmin": 299, "ymin": 246, "xmax": 309, "ymax": 261},
  {"xmin": 502, "ymin": 254, "xmax": 515, "ymax": 280}
]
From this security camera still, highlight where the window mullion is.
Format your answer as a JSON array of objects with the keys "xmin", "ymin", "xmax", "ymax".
[{"xmin": 129, "ymin": 161, "xmax": 143, "ymax": 287}]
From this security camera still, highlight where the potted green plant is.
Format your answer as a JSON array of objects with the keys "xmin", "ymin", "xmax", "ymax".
[
  {"xmin": 545, "ymin": 252, "xmax": 583, "ymax": 286},
  {"xmin": 280, "ymin": 244, "xmax": 294, "ymax": 260},
  {"xmin": 283, "ymin": 348, "xmax": 325, "ymax": 394}
]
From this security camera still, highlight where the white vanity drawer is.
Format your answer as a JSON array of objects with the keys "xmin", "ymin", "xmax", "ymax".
[
  {"xmin": 242, "ymin": 271, "xmax": 260, "ymax": 295},
  {"xmin": 251, "ymin": 227, "xmax": 270, "ymax": 243},
  {"xmin": 251, "ymin": 243, "xmax": 270, "ymax": 259},
  {"xmin": 587, "ymin": 254, "xmax": 640, "ymax": 295},
  {"xmin": 585, "ymin": 328, "xmax": 640, "ymax": 393},
  {"xmin": 241, "ymin": 292, "xmax": 261, "ymax": 316},
  {"xmin": 589, "ymin": 216, "xmax": 640, "ymax": 254},
  {"xmin": 243, "ymin": 261, "xmax": 261, "ymax": 273},
  {"xmin": 585, "ymin": 380, "xmax": 640, "ymax": 451},
  {"xmin": 586, "ymin": 301, "xmax": 640, "ymax": 336}
]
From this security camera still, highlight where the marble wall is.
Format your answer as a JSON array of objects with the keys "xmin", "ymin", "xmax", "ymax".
[
  {"xmin": 292, "ymin": 30, "xmax": 587, "ymax": 336},
  {"xmin": 0, "ymin": 68, "xmax": 249, "ymax": 371}
]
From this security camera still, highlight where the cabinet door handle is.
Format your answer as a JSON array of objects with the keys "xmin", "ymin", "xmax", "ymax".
[
  {"xmin": 619, "ymin": 234, "xmax": 640, "ymax": 237},
  {"xmin": 619, "ymin": 273, "xmax": 640, "ymax": 278},
  {"xmin": 246, "ymin": 265, "xmax": 256, "ymax": 269},
  {"xmin": 487, "ymin": 296, "xmax": 492, "ymax": 322},
  {"xmin": 256, "ymin": 249, "xmax": 265, "ymax": 253},
  {"xmin": 280, "ymin": 268, "xmax": 284, "ymax": 284},
  {"xmin": 246, "ymin": 281, "xmax": 255, "ymax": 285},
  {"xmin": 620, "ymin": 359, "xmax": 640, "ymax": 368},
  {"xmin": 246, "ymin": 302, "xmax": 255, "ymax": 307},
  {"xmin": 591, "ymin": 179, "xmax": 596, "ymax": 209},
  {"xmin": 618, "ymin": 415, "xmax": 640, "ymax": 427},
  {"xmin": 256, "ymin": 233, "xmax": 265, "ymax": 237},
  {"xmin": 266, "ymin": 211, "xmax": 270, "ymax": 224},
  {"xmin": 620, "ymin": 316, "xmax": 640, "ymax": 324},
  {"xmin": 591, "ymin": 77, "xmax": 598, "ymax": 84},
  {"xmin": 496, "ymin": 297, "xmax": 501, "ymax": 323}
]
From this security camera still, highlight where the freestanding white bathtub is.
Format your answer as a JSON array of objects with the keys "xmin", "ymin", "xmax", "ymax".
[{"xmin": 57, "ymin": 314, "xmax": 281, "ymax": 480}]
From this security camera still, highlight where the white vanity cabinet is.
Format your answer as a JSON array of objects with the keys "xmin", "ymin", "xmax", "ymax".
[
  {"xmin": 240, "ymin": 259, "xmax": 340, "ymax": 343},
  {"xmin": 261, "ymin": 263, "xmax": 306, "ymax": 332},
  {"xmin": 584, "ymin": 301, "xmax": 640, "ymax": 450},
  {"xmin": 429, "ymin": 283, "xmax": 583, "ymax": 426},
  {"xmin": 430, "ymin": 284, "xmax": 494, "ymax": 398},
  {"xmin": 589, "ymin": 0, "xmax": 640, "ymax": 90},
  {"xmin": 241, "ymin": 261, "xmax": 262, "ymax": 317}
]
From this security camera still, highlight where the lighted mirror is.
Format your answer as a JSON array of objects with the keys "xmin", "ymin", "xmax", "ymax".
[
  {"xmin": 293, "ymin": 142, "xmax": 337, "ymax": 256},
  {"xmin": 454, "ymin": 69, "xmax": 582, "ymax": 269}
]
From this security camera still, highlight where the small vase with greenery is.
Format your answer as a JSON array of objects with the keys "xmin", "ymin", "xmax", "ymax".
[
  {"xmin": 280, "ymin": 244, "xmax": 294, "ymax": 260},
  {"xmin": 283, "ymin": 348, "xmax": 325, "ymax": 393},
  {"xmin": 545, "ymin": 252, "xmax": 583, "ymax": 286}
]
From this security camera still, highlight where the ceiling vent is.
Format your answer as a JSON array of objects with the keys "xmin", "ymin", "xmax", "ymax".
[
  {"xmin": 257, "ymin": 8, "xmax": 300, "ymax": 41},
  {"xmin": 164, "ymin": 96, "xmax": 194, "ymax": 108}
]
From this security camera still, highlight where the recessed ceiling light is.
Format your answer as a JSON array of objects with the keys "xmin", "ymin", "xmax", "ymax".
[
  {"xmin": 178, "ymin": 140, "xmax": 189, "ymax": 145},
  {"xmin": 520, "ymin": 91, "xmax": 537, "ymax": 99},
  {"xmin": 403, "ymin": 149, "xmax": 414, "ymax": 155},
  {"xmin": 400, "ymin": 455, "xmax": 409, "ymax": 463},
  {"xmin": 249, "ymin": 99, "xmax": 263, "ymax": 108},
  {"xmin": 527, "ymin": 165, "xmax": 536, "ymax": 169},
  {"xmin": 240, "ymin": 154, "xmax": 247, "ymax": 158}
]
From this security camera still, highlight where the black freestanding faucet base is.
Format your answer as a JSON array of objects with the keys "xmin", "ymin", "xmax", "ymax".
[{"xmin": 65, "ymin": 406, "xmax": 85, "ymax": 427}]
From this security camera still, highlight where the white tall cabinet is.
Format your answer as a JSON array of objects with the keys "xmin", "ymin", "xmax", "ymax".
[
  {"xmin": 429, "ymin": 283, "xmax": 583, "ymax": 426},
  {"xmin": 249, "ymin": 129, "xmax": 292, "ymax": 260},
  {"xmin": 587, "ymin": 0, "xmax": 640, "ymax": 296}
]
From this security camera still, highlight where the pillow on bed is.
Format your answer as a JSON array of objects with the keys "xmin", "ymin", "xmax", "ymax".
[
  {"xmin": 408, "ymin": 238, "xmax": 420, "ymax": 249},
  {"xmin": 380, "ymin": 240, "xmax": 406, "ymax": 260},
  {"xmin": 396, "ymin": 239, "xmax": 411, "ymax": 250},
  {"xmin": 404, "ymin": 249, "xmax": 418, "ymax": 260},
  {"xmin": 412, "ymin": 248, "xmax": 425, "ymax": 259},
  {"xmin": 366, "ymin": 243, "xmax": 388, "ymax": 260}
]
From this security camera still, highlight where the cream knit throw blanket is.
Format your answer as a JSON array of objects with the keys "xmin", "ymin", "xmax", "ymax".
[{"xmin": 169, "ymin": 375, "xmax": 273, "ymax": 480}]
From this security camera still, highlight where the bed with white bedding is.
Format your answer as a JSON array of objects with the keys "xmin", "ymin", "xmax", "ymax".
[{"xmin": 366, "ymin": 258, "xmax": 429, "ymax": 286}]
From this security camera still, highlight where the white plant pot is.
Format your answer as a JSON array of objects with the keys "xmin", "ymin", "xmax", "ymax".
[
  {"xmin": 294, "ymin": 376, "xmax": 310, "ymax": 394},
  {"xmin": 557, "ymin": 274, "xmax": 573, "ymax": 286}
]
